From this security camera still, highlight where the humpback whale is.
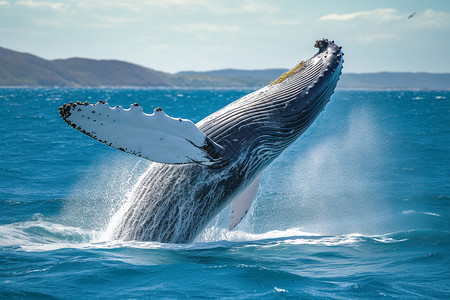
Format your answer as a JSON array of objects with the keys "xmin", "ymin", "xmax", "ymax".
[{"xmin": 60, "ymin": 39, "xmax": 344, "ymax": 243}]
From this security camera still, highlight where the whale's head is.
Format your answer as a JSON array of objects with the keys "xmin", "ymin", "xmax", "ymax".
[
  {"xmin": 201, "ymin": 39, "xmax": 344, "ymax": 171},
  {"xmin": 260, "ymin": 39, "xmax": 343, "ymax": 161},
  {"xmin": 270, "ymin": 38, "xmax": 343, "ymax": 106}
]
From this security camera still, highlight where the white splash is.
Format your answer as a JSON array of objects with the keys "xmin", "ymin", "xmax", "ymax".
[{"xmin": 59, "ymin": 156, "xmax": 148, "ymax": 232}]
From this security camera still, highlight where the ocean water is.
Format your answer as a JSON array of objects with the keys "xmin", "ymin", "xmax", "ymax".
[{"xmin": 0, "ymin": 88, "xmax": 449, "ymax": 299}]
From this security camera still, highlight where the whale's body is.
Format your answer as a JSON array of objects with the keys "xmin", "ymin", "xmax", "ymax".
[{"xmin": 60, "ymin": 39, "xmax": 344, "ymax": 243}]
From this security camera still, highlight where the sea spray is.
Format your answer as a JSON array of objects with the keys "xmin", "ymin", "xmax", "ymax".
[
  {"xmin": 58, "ymin": 154, "xmax": 149, "ymax": 233},
  {"xmin": 100, "ymin": 162, "xmax": 154, "ymax": 242},
  {"xmin": 288, "ymin": 106, "xmax": 392, "ymax": 235}
]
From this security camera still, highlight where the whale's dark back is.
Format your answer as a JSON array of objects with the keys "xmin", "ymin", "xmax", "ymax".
[{"xmin": 112, "ymin": 40, "xmax": 343, "ymax": 243}]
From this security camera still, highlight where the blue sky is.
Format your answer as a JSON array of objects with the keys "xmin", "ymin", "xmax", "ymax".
[{"xmin": 0, "ymin": 0, "xmax": 449, "ymax": 73}]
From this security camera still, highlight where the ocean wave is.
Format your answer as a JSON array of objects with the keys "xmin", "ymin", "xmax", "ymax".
[
  {"xmin": 402, "ymin": 210, "xmax": 442, "ymax": 217},
  {"xmin": 0, "ymin": 220, "xmax": 420, "ymax": 252}
]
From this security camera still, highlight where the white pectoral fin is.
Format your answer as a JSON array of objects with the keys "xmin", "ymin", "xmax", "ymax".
[
  {"xmin": 229, "ymin": 173, "xmax": 262, "ymax": 230},
  {"xmin": 59, "ymin": 101, "xmax": 224, "ymax": 166}
]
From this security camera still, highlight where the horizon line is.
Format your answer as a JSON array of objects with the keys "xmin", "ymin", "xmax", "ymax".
[{"xmin": 1, "ymin": 45, "xmax": 449, "ymax": 75}]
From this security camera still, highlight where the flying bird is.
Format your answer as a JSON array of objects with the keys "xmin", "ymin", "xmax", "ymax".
[{"xmin": 408, "ymin": 12, "xmax": 416, "ymax": 19}]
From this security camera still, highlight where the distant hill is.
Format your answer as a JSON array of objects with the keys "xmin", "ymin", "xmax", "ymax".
[
  {"xmin": 0, "ymin": 47, "xmax": 170, "ymax": 87},
  {"xmin": 0, "ymin": 47, "xmax": 71, "ymax": 86},
  {"xmin": 0, "ymin": 46, "xmax": 449, "ymax": 90},
  {"xmin": 51, "ymin": 58, "xmax": 169, "ymax": 86}
]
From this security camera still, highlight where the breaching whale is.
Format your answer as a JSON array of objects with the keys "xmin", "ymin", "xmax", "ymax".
[{"xmin": 60, "ymin": 39, "xmax": 344, "ymax": 243}]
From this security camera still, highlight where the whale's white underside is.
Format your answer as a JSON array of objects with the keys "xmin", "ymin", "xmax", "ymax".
[{"xmin": 65, "ymin": 102, "xmax": 221, "ymax": 165}]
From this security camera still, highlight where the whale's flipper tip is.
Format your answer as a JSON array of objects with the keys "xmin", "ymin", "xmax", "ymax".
[{"xmin": 59, "ymin": 101, "xmax": 226, "ymax": 167}]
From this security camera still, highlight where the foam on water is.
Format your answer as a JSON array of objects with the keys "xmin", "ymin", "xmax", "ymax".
[
  {"xmin": 0, "ymin": 218, "xmax": 408, "ymax": 253},
  {"xmin": 402, "ymin": 210, "xmax": 442, "ymax": 217},
  {"xmin": 0, "ymin": 220, "xmax": 93, "ymax": 251}
]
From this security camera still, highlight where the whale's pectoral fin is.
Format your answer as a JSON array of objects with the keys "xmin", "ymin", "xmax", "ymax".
[
  {"xmin": 59, "ymin": 101, "xmax": 225, "ymax": 167},
  {"xmin": 229, "ymin": 173, "xmax": 262, "ymax": 230}
]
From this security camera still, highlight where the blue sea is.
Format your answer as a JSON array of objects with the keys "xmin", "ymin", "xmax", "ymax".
[{"xmin": 0, "ymin": 88, "xmax": 449, "ymax": 299}]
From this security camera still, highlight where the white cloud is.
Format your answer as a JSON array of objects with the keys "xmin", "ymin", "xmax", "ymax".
[
  {"xmin": 319, "ymin": 8, "xmax": 401, "ymax": 22},
  {"xmin": 150, "ymin": 43, "xmax": 171, "ymax": 51},
  {"xmin": 241, "ymin": 1, "xmax": 278, "ymax": 14},
  {"xmin": 0, "ymin": 1, "xmax": 10, "ymax": 5},
  {"xmin": 270, "ymin": 18, "xmax": 303, "ymax": 26},
  {"xmin": 84, "ymin": 16, "xmax": 135, "ymax": 29},
  {"xmin": 172, "ymin": 23, "xmax": 241, "ymax": 33},
  {"xmin": 16, "ymin": 0, "xmax": 64, "ymax": 10},
  {"xmin": 413, "ymin": 9, "xmax": 450, "ymax": 29},
  {"xmin": 140, "ymin": 0, "xmax": 277, "ymax": 15},
  {"xmin": 74, "ymin": 1, "xmax": 140, "ymax": 13},
  {"xmin": 358, "ymin": 33, "xmax": 398, "ymax": 43}
]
